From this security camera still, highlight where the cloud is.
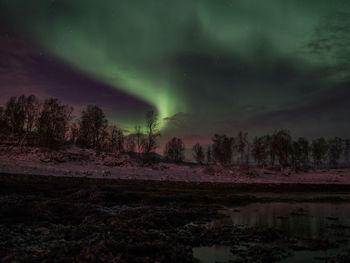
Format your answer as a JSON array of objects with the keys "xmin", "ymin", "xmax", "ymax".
[
  {"xmin": 306, "ymin": 11, "xmax": 350, "ymax": 79},
  {"xmin": 163, "ymin": 112, "xmax": 193, "ymax": 127},
  {"xmin": 245, "ymin": 83, "xmax": 350, "ymax": 137}
]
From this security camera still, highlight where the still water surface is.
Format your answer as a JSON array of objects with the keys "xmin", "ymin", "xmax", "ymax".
[{"xmin": 194, "ymin": 202, "xmax": 350, "ymax": 263}]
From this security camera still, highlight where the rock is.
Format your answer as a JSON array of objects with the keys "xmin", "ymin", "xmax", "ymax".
[
  {"xmin": 309, "ymin": 238, "xmax": 338, "ymax": 251},
  {"xmin": 82, "ymin": 170, "xmax": 93, "ymax": 176},
  {"xmin": 327, "ymin": 216, "xmax": 339, "ymax": 221},
  {"xmin": 102, "ymin": 170, "xmax": 111, "ymax": 176}
]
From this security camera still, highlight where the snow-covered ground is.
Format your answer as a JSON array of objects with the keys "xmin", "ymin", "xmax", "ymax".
[{"xmin": 0, "ymin": 146, "xmax": 349, "ymax": 184}]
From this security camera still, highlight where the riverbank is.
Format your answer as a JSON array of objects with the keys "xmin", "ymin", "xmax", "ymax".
[
  {"xmin": 1, "ymin": 146, "xmax": 350, "ymax": 184},
  {"xmin": 1, "ymin": 173, "xmax": 350, "ymax": 262}
]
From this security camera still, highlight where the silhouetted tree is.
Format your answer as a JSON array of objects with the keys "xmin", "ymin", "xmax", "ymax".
[
  {"xmin": 206, "ymin": 146, "xmax": 212, "ymax": 164},
  {"xmin": 164, "ymin": 137, "xmax": 185, "ymax": 162},
  {"xmin": 78, "ymin": 105, "xmax": 108, "ymax": 150},
  {"xmin": 24, "ymin": 95, "xmax": 39, "ymax": 133},
  {"xmin": 311, "ymin": 137, "xmax": 328, "ymax": 168},
  {"xmin": 327, "ymin": 137, "xmax": 342, "ymax": 168},
  {"xmin": 290, "ymin": 140, "xmax": 300, "ymax": 171},
  {"xmin": 298, "ymin": 137, "xmax": 309, "ymax": 169},
  {"xmin": 266, "ymin": 135, "xmax": 275, "ymax": 167},
  {"xmin": 141, "ymin": 110, "xmax": 160, "ymax": 162},
  {"xmin": 125, "ymin": 134, "xmax": 136, "ymax": 153},
  {"xmin": 134, "ymin": 125, "xmax": 143, "ymax": 154},
  {"xmin": 212, "ymin": 134, "xmax": 234, "ymax": 166},
  {"xmin": 343, "ymin": 139, "xmax": 350, "ymax": 167},
  {"xmin": 252, "ymin": 135, "xmax": 269, "ymax": 167},
  {"xmin": 5, "ymin": 96, "xmax": 26, "ymax": 137},
  {"xmin": 290, "ymin": 137, "xmax": 309, "ymax": 171},
  {"xmin": 109, "ymin": 126, "xmax": 124, "ymax": 153},
  {"xmin": 272, "ymin": 129, "xmax": 292, "ymax": 169},
  {"xmin": 117, "ymin": 129, "xmax": 124, "ymax": 153},
  {"xmin": 236, "ymin": 131, "xmax": 248, "ymax": 164},
  {"xmin": 0, "ymin": 106, "xmax": 8, "ymax": 138},
  {"xmin": 69, "ymin": 122, "xmax": 80, "ymax": 144},
  {"xmin": 4, "ymin": 93, "xmax": 350, "ymax": 173},
  {"xmin": 192, "ymin": 143, "xmax": 204, "ymax": 164},
  {"xmin": 37, "ymin": 98, "xmax": 72, "ymax": 149}
]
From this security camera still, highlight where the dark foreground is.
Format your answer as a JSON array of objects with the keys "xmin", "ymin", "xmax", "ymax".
[{"xmin": 1, "ymin": 173, "xmax": 350, "ymax": 263}]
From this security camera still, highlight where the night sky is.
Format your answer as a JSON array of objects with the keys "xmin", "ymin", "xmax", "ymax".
[{"xmin": 1, "ymin": 0, "xmax": 350, "ymax": 145}]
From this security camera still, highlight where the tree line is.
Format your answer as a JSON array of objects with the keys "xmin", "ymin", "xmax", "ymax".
[
  {"xmin": 1, "ymin": 94, "xmax": 349, "ymax": 169},
  {"xmin": 179, "ymin": 130, "xmax": 348, "ymax": 170},
  {"xmin": 0, "ymin": 95, "xmax": 160, "ymax": 162}
]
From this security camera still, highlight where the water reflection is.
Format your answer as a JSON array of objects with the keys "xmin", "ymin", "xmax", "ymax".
[
  {"xmin": 194, "ymin": 202, "xmax": 350, "ymax": 263},
  {"xmin": 223, "ymin": 202, "xmax": 350, "ymax": 240}
]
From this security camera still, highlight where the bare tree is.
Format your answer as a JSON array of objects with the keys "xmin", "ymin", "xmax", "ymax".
[
  {"xmin": 109, "ymin": 126, "xmax": 117, "ymax": 152},
  {"xmin": 125, "ymin": 134, "xmax": 136, "ymax": 153},
  {"xmin": 116, "ymin": 128, "xmax": 124, "ymax": 153},
  {"xmin": 266, "ymin": 135, "xmax": 275, "ymax": 167},
  {"xmin": 5, "ymin": 96, "xmax": 26, "ymax": 137},
  {"xmin": 141, "ymin": 110, "xmax": 160, "ymax": 162},
  {"xmin": 290, "ymin": 140, "xmax": 300, "ymax": 171},
  {"xmin": 78, "ymin": 105, "xmax": 108, "ymax": 150},
  {"xmin": 24, "ymin": 95, "xmax": 39, "ymax": 133},
  {"xmin": 343, "ymin": 139, "xmax": 350, "ymax": 167},
  {"xmin": 192, "ymin": 143, "xmax": 205, "ymax": 164},
  {"xmin": 0, "ymin": 106, "xmax": 8, "ymax": 139},
  {"xmin": 271, "ymin": 129, "xmax": 292, "ymax": 170},
  {"xmin": 134, "ymin": 125, "xmax": 143, "ymax": 153},
  {"xmin": 311, "ymin": 137, "xmax": 328, "ymax": 168},
  {"xmin": 206, "ymin": 146, "xmax": 212, "ymax": 165},
  {"xmin": 290, "ymin": 138, "xmax": 310, "ymax": 172},
  {"xmin": 164, "ymin": 137, "xmax": 185, "ymax": 162},
  {"xmin": 252, "ymin": 135, "xmax": 269, "ymax": 167},
  {"xmin": 212, "ymin": 134, "xmax": 234, "ymax": 166},
  {"xmin": 144, "ymin": 110, "xmax": 160, "ymax": 153},
  {"xmin": 327, "ymin": 137, "xmax": 342, "ymax": 168},
  {"xmin": 69, "ymin": 122, "xmax": 80, "ymax": 144},
  {"xmin": 37, "ymin": 98, "xmax": 73, "ymax": 149},
  {"xmin": 23, "ymin": 95, "xmax": 40, "ymax": 146},
  {"xmin": 298, "ymin": 137, "xmax": 309, "ymax": 169},
  {"xmin": 236, "ymin": 131, "xmax": 248, "ymax": 164},
  {"xmin": 109, "ymin": 125, "xmax": 124, "ymax": 153},
  {"xmin": 109, "ymin": 126, "xmax": 124, "ymax": 153}
]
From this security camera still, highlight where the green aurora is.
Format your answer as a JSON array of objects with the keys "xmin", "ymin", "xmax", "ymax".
[{"xmin": 2, "ymin": 0, "xmax": 350, "ymax": 138}]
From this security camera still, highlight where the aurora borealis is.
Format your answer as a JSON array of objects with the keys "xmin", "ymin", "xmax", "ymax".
[{"xmin": 1, "ymin": 0, "xmax": 350, "ymax": 144}]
